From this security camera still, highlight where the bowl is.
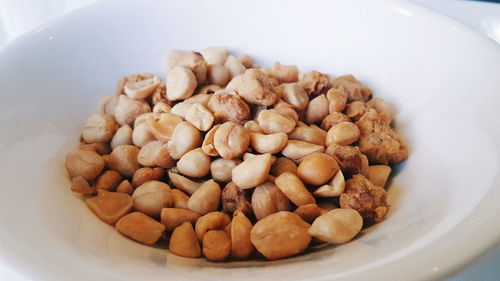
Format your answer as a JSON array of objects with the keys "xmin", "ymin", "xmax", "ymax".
[{"xmin": 1, "ymin": 0, "xmax": 500, "ymax": 280}]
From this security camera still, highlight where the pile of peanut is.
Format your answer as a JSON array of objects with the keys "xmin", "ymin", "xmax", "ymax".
[{"xmin": 65, "ymin": 47, "xmax": 408, "ymax": 261}]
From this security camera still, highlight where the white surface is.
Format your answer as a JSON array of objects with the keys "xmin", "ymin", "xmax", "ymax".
[{"xmin": 0, "ymin": 0, "xmax": 500, "ymax": 281}]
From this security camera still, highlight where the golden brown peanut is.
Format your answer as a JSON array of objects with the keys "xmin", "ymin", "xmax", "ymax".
[
  {"xmin": 117, "ymin": 73, "xmax": 154, "ymax": 94},
  {"xmin": 213, "ymin": 122, "xmax": 250, "ymax": 160},
  {"xmin": 195, "ymin": 211, "xmax": 231, "ymax": 240},
  {"xmin": 221, "ymin": 182, "xmax": 252, "ymax": 216},
  {"xmin": 313, "ymin": 170, "xmax": 345, "ymax": 197},
  {"xmin": 366, "ymin": 165, "xmax": 392, "ymax": 187},
  {"xmin": 277, "ymin": 83, "xmax": 308, "ymax": 111},
  {"xmin": 207, "ymin": 92, "xmax": 250, "ymax": 124},
  {"xmin": 288, "ymin": 126, "xmax": 326, "ymax": 146},
  {"xmin": 275, "ymin": 172, "xmax": 316, "ymax": 206},
  {"xmin": 270, "ymin": 107, "xmax": 299, "ymax": 122},
  {"xmin": 132, "ymin": 122, "xmax": 156, "ymax": 148},
  {"xmin": 152, "ymin": 102, "xmax": 172, "ymax": 114},
  {"xmin": 160, "ymin": 208, "xmax": 201, "ymax": 231},
  {"xmin": 132, "ymin": 167, "xmax": 165, "ymax": 188},
  {"xmin": 281, "ymin": 140, "xmax": 325, "ymax": 163},
  {"xmin": 224, "ymin": 55, "xmax": 246, "ymax": 79},
  {"xmin": 79, "ymin": 142, "xmax": 111, "ymax": 155},
  {"xmin": 168, "ymin": 171, "xmax": 201, "ymax": 195},
  {"xmin": 250, "ymin": 211, "xmax": 311, "ymax": 260},
  {"xmin": 65, "ymin": 149, "xmax": 105, "ymax": 181},
  {"xmin": 366, "ymin": 98, "xmax": 395, "ymax": 119},
  {"xmin": 99, "ymin": 94, "xmax": 119, "ymax": 115},
  {"xmin": 137, "ymin": 140, "xmax": 162, "ymax": 167},
  {"xmin": 294, "ymin": 203, "xmax": 321, "ymax": 224},
  {"xmin": 207, "ymin": 64, "xmax": 230, "ymax": 87},
  {"xmin": 321, "ymin": 112, "xmax": 350, "ymax": 130},
  {"xmin": 340, "ymin": 174, "xmax": 388, "ymax": 222},
  {"xmin": 305, "ymin": 94, "xmax": 329, "ymax": 124},
  {"xmin": 331, "ymin": 74, "xmax": 372, "ymax": 102},
  {"xmin": 95, "ymin": 170, "xmax": 123, "ymax": 191},
  {"xmin": 326, "ymin": 88, "xmax": 348, "ymax": 113},
  {"xmin": 325, "ymin": 144, "xmax": 369, "ymax": 178},
  {"xmin": 166, "ymin": 50, "xmax": 207, "ymax": 84},
  {"xmin": 297, "ymin": 153, "xmax": 339, "ymax": 186},
  {"xmin": 186, "ymin": 93, "xmax": 213, "ymax": 105},
  {"xmin": 151, "ymin": 83, "xmax": 168, "ymax": 106},
  {"xmin": 107, "ymin": 145, "xmax": 140, "ymax": 177},
  {"xmin": 270, "ymin": 62, "xmax": 298, "ymax": 83},
  {"xmin": 116, "ymin": 180, "xmax": 133, "ymax": 195},
  {"xmin": 71, "ymin": 176, "xmax": 94, "ymax": 195},
  {"xmin": 232, "ymin": 153, "xmax": 274, "ymax": 189},
  {"xmin": 111, "ymin": 125, "xmax": 133, "ymax": 149},
  {"xmin": 188, "ymin": 180, "xmax": 221, "ymax": 215},
  {"xmin": 236, "ymin": 69, "xmax": 277, "ymax": 106},
  {"xmin": 203, "ymin": 230, "xmax": 231, "ymax": 261},
  {"xmin": 317, "ymin": 201, "xmax": 338, "ymax": 215},
  {"xmin": 116, "ymin": 212, "xmax": 166, "ymax": 245},
  {"xmin": 185, "ymin": 103, "xmax": 214, "ymax": 131},
  {"xmin": 169, "ymin": 221, "xmax": 201, "ymax": 258},
  {"xmin": 238, "ymin": 55, "xmax": 254, "ymax": 68},
  {"xmin": 251, "ymin": 182, "xmax": 291, "ymax": 220},
  {"xmin": 124, "ymin": 75, "xmax": 161, "ymax": 100},
  {"xmin": 82, "ymin": 113, "xmax": 117, "ymax": 144},
  {"xmin": 308, "ymin": 209, "xmax": 363, "ymax": 244},
  {"xmin": 201, "ymin": 124, "xmax": 220, "ymax": 156},
  {"xmin": 133, "ymin": 112, "xmax": 156, "ymax": 127},
  {"xmin": 86, "ymin": 190, "xmax": 133, "ymax": 224},
  {"xmin": 270, "ymin": 157, "xmax": 298, "ymax": 176},
  {"xmin": 210, "ymin": 159, "xmax": 241, "ymax": 183},
  {"xmin": 167, "ymin": 121, "xmax": 202, "ymax": 160},
  {"xmin": 231, "ymin": 211, "xmax": 254, "ymax": 259},
  {"xmin": 147, "ymin": 113, "xmax": 183, "ymax": 143},
  {"xmin": 345, "ymin": 101, "xmax": 371, "ymax": 121},
  {"xmin": 300, "ymin": 71, "xmax": 331, "ymax": 95},
  {"xmin": 177, "ymin": 148, "xmax": 211, "ymax": 178},
  {"xmin": 257, "ymin": 109, "xmax": 296, "ymax": 134},
  {"xmin": 132, "ymin": 181, "xmax": 172, "ymax": 217},
  {"xmin": 114, "ymin": 95, "xmax": 151, "ymax": 126},
  {"xmin": 156, "ymin": 143, "xmax": 176, "ymax": 169},
  {"xmin": 170, "ymin": 102, "xmax": 193, "ymax": 119},
  {"xmin": 225, "ymin": 74, "xmax": 244, "ymax": 92},
  {"xmin": 243, "ymin": 120, "xmax": 262, "ymax": 133},
  {"xmin": 171, "ymin": 189, "xmax": 189, "ymax": 209},
  {"xmin": 249, "ymin": 132, "xmax": 288, "ymax": 154},
  {"xmin": 200, "ymin": 46, "xmax": 228, "ymax": 65}
]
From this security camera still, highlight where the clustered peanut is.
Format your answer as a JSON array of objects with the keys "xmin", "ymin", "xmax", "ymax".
[{"xmin": 65, "ymin": 47, "xmax": 408, "ymax": 262}]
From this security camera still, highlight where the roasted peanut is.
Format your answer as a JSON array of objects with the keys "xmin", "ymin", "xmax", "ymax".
[
  {"xmin": 300, "ymin": 71, "xmax": 331, "ymax": 95},
  {"xmin": 137, "ymin": 140, "xmax": 162, "ymax": 167},
  {"xmin": 366, "ymin": 98, "xmax": 395, "ymax": 119},
  {"xmin": 170, "ymin": 102, "xmax": 193, "ymax": 119},
  {"xmin": 124, "ymin": 75, "xmax": 161, "ymax": 100},
  {"xmin": 177, "ymin": 148, "xmax": 211, "ymax": 178},
  {"xmin": 146, "ymin": 113, "xmax": 183, "ymax": 142},
  {"xmin": 213, "ymin": 122, "xmax": 250, "ymax": 160},
  {"xmin": 270, "ymin": 62, "xmax": 298, "ymax": 83},
  {"xmin": 71, "ymin": 176, "xmax": 94, "ymax": 195},
  {"xmin": 168, "ymin": 171, "xmax": 202, "ymax": 195},
  {"xmin": 366, "ymin": 165, "xmax": 391, "ymax": 187},
  {"xmin": 185, "ymin": 92, "xmax": 212, "ymax": 105},
  {"xmin": 207, "ymin": 92, "xmax": 250, "ymax": 124},
  {"xmin": 107, "ymin": 145, "xmax": 140, "ymax": 177},
  {"xmin": 270, "ymin": 157, "xmax": 298, "ymax": 176},
  {"xmin": 152, "ymin": 82, "xmax": 168, "ymax": 106},
  {"xmin": 86, "ymin": 190, "xmax": 133, "ymax": 224},
  {"xmin": 238, "ymin": 55, "xmax": 253, "ymax": 68},
  {"xmin": 326, "ymin": 88, "xmax": 348, "ymax": 113},
  {"xmin": 79, "ymin": 142, "xmax": 111, "ymax": 155},
  {"xmin": 270, "ymin": 107, "xmax": 299, "ymax": 122},
  {"xmin": 249, "ymin": 132, "xmax": 288, "ymax": 154},
  {"xmin": 65, "ymin": 149, "xmax": 105, "ymax": 181},
  {"xmin": 167, "ymin": 121, "xmax": 202, "ymax": 160},
  {"xmin": 132, "ymin": 167, "xmax": 165, "ymax": 188},
  {"xmin": 117, "ymin": 73, "xmax": 154, "ymax": 94},
  {"xmin": 305, "ymin": 94, "xmax": 329, "ymax": 124},
  {"xmin": 243, "ymin": 120, "xmax": 262, "ymax": 133},
  {"xmin": 166, "ymin": 66, "xmax": 197, "ymax": 101},
  {"xmin": 152, "ymin": 102, "xmax": 172, "ymax": 114},
  {"xmin": 277, "ymin": 83, "xmax": 309, "ymax": 111},
  {"xmin": 288, "ymin": 125, "xmax": 326, "ymax": 146},
  {"xmin": 156, "ymin": 143, "xmax": 176, "ymax": 169},
  {"xmin": 188, "ymin": 180, "xmax": 221, "ymax": 215},
  {"xmin": 200, "ymin": 47, "xmax": 228, "ymax": 65},
  {"xmin": 99, "ymin": 94, "xmax": 119, "ymax": 116},
  {"xmin": 111, "ymin": 125, "xmax": 133, "ymax": 149},
  {"xmin": 250, "ymin": 211, "xmax": 311, "ymax": 260},
  {"xmin": 251, "ymin": 182, "xmax": 291, "ymax": 220},
  {"xmin": 171, "ymin": 189, "xmax": 190, "ymax": 209},
  {"xmin": 116, "ymin": 180, "xmax": 134, "ymax": 195},
  {"xmin": 203, "ymin": 230, "xmax": 231, "ymax": 261},
  {"xmin": 169, "ymin": 221, "xmax": 201, "ymax": 258},
  {"xmin": 166, "ymin": 50, "xmax": 207, "ymax": 84},
  {"xmin": 231, "ymin": 210, "xmax": 254, "ymax": 259},
  {"xmin": 313, "ymin": 170, "xmax": 345, "ymax": 197},
  {"xmin": 331, "ymin": 74, "xmax": 372, "ymax": 102},
  {"xmin": 281, "ymin": 140, "xmax": 325, "ymax": 163},
  {"xmin": 326, "ymin": 122, "xmax": 360, "ymax": 146},
  {"xmin": 294, "ymin": 203, "xmax": 321, "ymax": 223},
  {"xmin": 275, "ymin": 172, "xmax": 315, "ymax": 206},
  {"xmin": 160, "ymin": 208, "xmax": 201, "ymax": 231},
  {"xmin": 224, "ymin": 55, "xmax": 246, "ymax": 79},
  {"xmin": 132, "ymin": 181, "xmax": 172, "ymax": 217},
  {"xmin": 257, "ymin": 109, "xmax": 296, "ymax": 134},
  {"xmin": 201, "ymin": 124, "xmax": 221, "ymax": 156},
  {"xmin": 297, "ymin": 153, "xmax": 339, "ymax": 186},
  {"xmin": 345, "ymin": 101, "xmax": 370, "ymax": 121},
  {"xmin": 95, "ymin": 170, "xmax": 123, "ymax": 191},
  {"xmin": 116, "ymin": 212, "xmax": 166, "ymax": 245},
  {"xmin": 232, "ymin": 153, "xmax": 274, "ymax": 189},
  {"xmin": 132, "ymin": 122, "xmax": 156, "ymax": 148},
  {"xmin": 325, "ymin": 144, "xmax": 369, "ymax": 178},
  {"xmin": 225, "ymin": 74, "xmax": 244, "ymax": 92},
  {"xmin": 195, "ymin": 211, "xmax": 231, "ymax": 240},
  {"xmin": 207, "ymin": 64, "xmax": 230, "ymax": 87},
  {"xmin": 321, "ymin": 112, "xmax": 350, "ymax": 130},
  {"xmin": 211, "ymin": 159, "xmax": 242, "ymax": 183},
  {"xmin": 308, "ymin": 209, "xmax": 363, "ymax": 244},
  {"xmin": 82, "ymin": 113, "xmax": 117, "ymax": 144},
  {"xmin": 236, "ymin": 69, "xmax": 277, "ymax": 106},
  {"xmin": 221, "ymin": 182, "xmax": 252, "ymax": 216},
  {"xmin": 114, "ymin": 95, "xmax": 151, "ymax": 126},
  {"xmin": 185, "ymin": 103, "xmax": 214, "ymax": 131}
]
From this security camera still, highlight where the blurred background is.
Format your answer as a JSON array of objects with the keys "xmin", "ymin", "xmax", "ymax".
[{"xmin": 0, "ymin": 0, "xmax": 499, "ymax": 280}]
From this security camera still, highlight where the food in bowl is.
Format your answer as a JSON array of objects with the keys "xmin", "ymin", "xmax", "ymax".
[{"xmin": 64, "ymin": 47, "xmax": 408, "ymax": 261}]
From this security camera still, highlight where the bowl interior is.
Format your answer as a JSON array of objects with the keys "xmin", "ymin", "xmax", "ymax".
[{"xmin": 1, "ymin": 0, "xmax": 500, "ymax": 281}]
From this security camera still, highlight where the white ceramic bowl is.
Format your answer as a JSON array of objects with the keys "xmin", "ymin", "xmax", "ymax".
[{"xmin": 1, "ymin": 0, "xmax": 500, "ymax": 280}]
